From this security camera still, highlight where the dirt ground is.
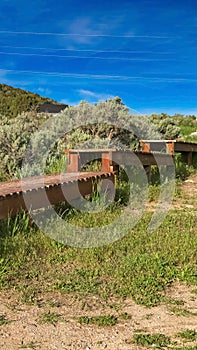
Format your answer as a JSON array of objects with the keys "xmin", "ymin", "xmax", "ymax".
[
  {"xmin": 0, "ymin": 175, "xmax": 196, "ymax": 350},
  {"xmin": 0, "ymin": 283, "xmax": 196, "ymax": 350},
  {"xmin": 174, "ymin": 173, "xmax": 197, "ymax": 210}
]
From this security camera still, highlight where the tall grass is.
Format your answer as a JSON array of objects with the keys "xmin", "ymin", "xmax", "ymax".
[
  {"xmin": 0, "ymin": 157, "xmax": 196, "ymax": 306},
  {"xmin": 0, "ymin": 206, "xmax": 196, "ymax": 306}
]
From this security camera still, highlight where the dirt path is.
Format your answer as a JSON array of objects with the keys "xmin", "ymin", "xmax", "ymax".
[
  {"xmin": 147, "ymin": 173, "xmax": 197, "ymax": 212},
  {"xmin": 0, "ymin": 282, "xmax": 197, "ymax": 350},
  {"xmin": 181, "ymin": 173, "xmax": 197, "ymax": 199}
]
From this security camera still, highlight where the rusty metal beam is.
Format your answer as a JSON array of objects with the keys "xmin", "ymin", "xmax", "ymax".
[
  {"xmin": 140, "ymin": 140, "xmax": 197, "ymax": 154},
  {"xmin": 112, "ymin": 150, "xmax": 173, "ymax": 166},
  {"xmin": 66, "ymin": 149, "xmax": 174, "ymax": 172},
  {"xmin": 0, "ymin": 172, "xmax": 115, "ymax": 219},
  {"xmin": 174, "ymin": 141, "xmax": 197, "ymax": 153},
  {"xmin": 140, "ymin": 140, "xmax": 197, "ymax": 166}
]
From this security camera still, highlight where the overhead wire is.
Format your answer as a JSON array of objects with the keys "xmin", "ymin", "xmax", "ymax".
[
  {"xmin": 1, "ymin": 68, "xmax": 197, "ymax": 82},
  {"xmin": 0, "ymin": 51, "xmax": 175, "ymax": 61},
  {"xmin": 0, "ymin": 30, "xmax": 172, "ymax": 39},
  {"xmin": 0, "ymin": 45, "xmax": 173, "ymax": 55}
]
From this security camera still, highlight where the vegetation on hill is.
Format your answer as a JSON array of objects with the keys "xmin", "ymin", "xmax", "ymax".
[
  {"xmin": 0, "ymin": 89, "xmax": 196, "ymax": 312},
  {"xmin": 0, "ymin": 86, "xmax": 196, "ymax": 180},
  {"xmin": 0, "ymin": 84, "xmax": 62, "ymax": 118},
  {"xmin": 149, "ymin": 112, "xmax": 197, "ymax": 141},
  {"xmin": 0, "ymin": 98, "xmax": 159, "ymax": 179}
]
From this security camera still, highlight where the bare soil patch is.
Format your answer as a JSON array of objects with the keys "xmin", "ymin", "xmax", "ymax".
[
  {"xmin": 0, "ymin": 282, "xmax": 197, "ymax": 350},
  {"xmin": 147, "ymin": 174, "xmax": 197, "ymax": 212}
]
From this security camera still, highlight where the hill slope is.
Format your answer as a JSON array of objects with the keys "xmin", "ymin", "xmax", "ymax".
[{"xmin": 0, "ymin": 84, "xmax": 67, "ymax": 118}]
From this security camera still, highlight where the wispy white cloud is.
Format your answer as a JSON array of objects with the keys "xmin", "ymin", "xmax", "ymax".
[
  {"xmin": 36, "ymin": 87, "xmax": 52, "ymax": 96},
  {"xmin": 59, "ymin": 98, "xmax": 81, "ymax": 106},
  {"xmin": 0, "ymin": 69, "xmax": 8, "ymax": 79},
  {"xmin": 66, "ymin": 17, "xmax": 103, "ymax": 44},
  {"xmin": 78, "ymin": 89, "xmax": 114, "ymax": 101}
]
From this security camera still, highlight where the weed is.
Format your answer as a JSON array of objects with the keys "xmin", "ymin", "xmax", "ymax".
[
  {"xmin": 133, "ymin": 333, "xmax": 171, "ymax": 347},
  {"xmin": 175, "ymin": 153, "xmax": 196, "ymax": 180},
  {"xmin": 46, "ymin": 300, "xmax": 61, "ymax": 308},
  {"xmin": 143, "ymin": 313, "xmax": 154, "ymax": 320},
  {"xmin": 0, "ymin": 314, "xmax": 12, "ymax": 326},
  {"xmin": 18, "ymin": 286, "xmax": 39, "ymax": 306},
  {"xmin": 165, "ymin": 298, "xmax": 185, "ymax": 306},
  {"xmin": 171, "ymin": 346, "xmax": 197, "ymax": 350},
  {"xmin": 0, "ymin": 211, "xmax": 31, "ymax": 238},
  {"xmin": 19, "ymin": 341, "xmax": 40, "ymax": 349},
  {"xmin": 169, "ymin": 307, "xmax": 197, "ymax": 317},
  {"xmin": 40, "ymin": 311, "xmax": 63, "ymax": 325},
  {"xmin": 119, "ymin": 312, "xmax": 131, "ymax": 320},
  {"xmin": 177, "ymin": 329, "xmax": 197, "ymax": 342},
  {"xmin": 148, "ymin": 184, "xmax": 160, "ymax": 202},
  {"xmin": 134, "ymin": 329, "xmax": 148, "ymax": 333},
  {"xmin": 109, "ymin": 302, "xmax": 122, "ymax": 311},
  {"xmin": 78, "ymin": 315, "xmax": 117, "ymax": 326}
]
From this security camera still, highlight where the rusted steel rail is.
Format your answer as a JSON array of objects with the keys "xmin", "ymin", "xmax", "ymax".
[
  {"xmin": 0, "ymin": 148, "xmax": 176, "ymax": 220},
  {"xmin": 66, "ymin": 149, "xmax": 174, "ymax": 173},
  {"xmin": 0, "ymin": 171, "xmax": 115, "ymax": 219},
  {"xmin": 140, "ymin": 140, "xmax": 197, "ymax": 165}
]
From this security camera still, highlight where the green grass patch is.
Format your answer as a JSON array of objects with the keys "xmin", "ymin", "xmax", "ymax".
[
  {"xmin": 78, "ymin": 314, "xmax": 117, "ymax": 326},
  {"xmin": 0, "ymin": 199, "xmax": 196, "ymax": 307},
  {"xmin": 172, "ymin": 347, "xmax": 197, "ymax": 350},
  {"xmin": 19, "ymin": 341, "xmax": 40, "ymax": 349},
  {"xmin": 169, "ymin": 307, "xmax": 197, "ymax": 317},
  {"xmin": 119, "ymin": 312, "xmax": 131, "ymax": 320},
  {"xmin": 40, "ymin": 311, "xmax": 63, "ymax": 325},
  {"xmin": 177, "ymin": 329, "xmax": 197, "ymax": 342},
  {"xmin": 0, "ymin": 314, "xmax": 12, "ymax": 326},
  {"xmin": 133, "ymin": 333, "xmax": 171, "ymax": 347},
  {"xmin": 164, "ymin": 298, "xmax": 185, "ymax": 306}
]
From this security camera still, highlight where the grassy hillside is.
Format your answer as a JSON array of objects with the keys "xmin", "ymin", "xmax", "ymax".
[{"xmin": 0, "ymin": 84, "xmax": 63, "ymax": 118}]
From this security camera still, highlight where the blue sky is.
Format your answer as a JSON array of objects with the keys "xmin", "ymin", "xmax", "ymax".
[{"xmin": 0, "ymin": 0, "xmax": 197, "ymax": 115}]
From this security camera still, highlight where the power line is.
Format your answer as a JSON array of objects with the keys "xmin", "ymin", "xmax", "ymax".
[
  {"xmin": 1, "ymin": 68, "xmax": 197, "ymax": 82},
  {"xmin": 0, "ymin": 30, "xmax": 171, "ymax": 39},
  {"xmin": 0, "ymin": 51, "xmax": 176, "ymax": 61},
  {"xmin": 0, "ymin": 45, "xmax": 173, "ymax": 55}
]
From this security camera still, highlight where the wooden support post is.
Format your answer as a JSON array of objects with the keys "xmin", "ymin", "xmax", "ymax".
[
  {"xmin": 101, "ymin": 152, "xmax": 120, "ymax": 173},
  {"xmin": 67, "ymin": 152, "xmax": 80, "ymax": 172},
  {"xmin": 166, "ymin": 141, "xmax": 175, "ymax": 155},
  {"xmin": 187, "ymin": 151, "xmax": 193, "ymax": 166},
  {"xmin": 181, "ymin": 152, "xmax": 193, "ymax": 166},
  {"xmin": 144, "ymin": 165, "xmax": 151, "ymax": 182},
  {"xmin": 101, "ymin": 152, "xmax": 113, "ymax": 172}
]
